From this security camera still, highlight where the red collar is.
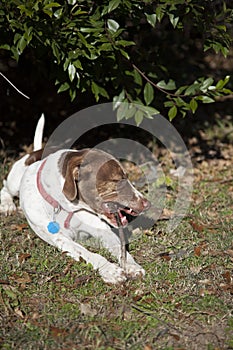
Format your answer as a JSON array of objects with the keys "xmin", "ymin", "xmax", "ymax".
[{"xmin": 37, "ymin": 159, "xmax": 73, "ymax": 229}]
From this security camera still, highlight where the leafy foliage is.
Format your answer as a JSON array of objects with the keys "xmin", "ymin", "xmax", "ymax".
[{"xmin": 0, "ymin": 0, "xmax": 233, "ymax": 122}]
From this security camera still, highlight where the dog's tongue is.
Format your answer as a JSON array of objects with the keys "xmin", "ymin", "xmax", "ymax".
[{"xmin": 118, "ymin": 210, "xmax": 128, "ymax": 226}]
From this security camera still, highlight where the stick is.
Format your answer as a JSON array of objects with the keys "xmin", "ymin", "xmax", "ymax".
[
  {"xmin": 0, "ymin": 72, "xmax": 30, "ymax": 99},
  {"xmin": 105, "ymin": 202, "xmax": 127, "ymax": 270},
  {"xmin": 115, "ymin": 213, "xmax": 127, "ymax": 270}
]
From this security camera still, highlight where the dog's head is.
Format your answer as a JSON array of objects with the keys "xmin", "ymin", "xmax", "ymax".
[{"xmin": 60, "ymin": 149, "xmax": 150, "ymax": 227}]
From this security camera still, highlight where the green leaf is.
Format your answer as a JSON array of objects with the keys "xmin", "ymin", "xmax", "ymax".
[
  {"xmin": 184, "ymin": 83, "xmax": 200, "ymax": 96},
  {"xmin": 58, "ymin": 82, "xmax": 70, "ymax": 93},
  {"xmin": 24, "ymin": 26, "xmax": 33, "ymax": 42},
  {"xmin": 137, "ymin": 104, "xmax": 159, "ymax": 116},
  {"xmin": 221, "ymin": 46, "xmax": 229, "ymax": 58},
  {"xmin": 181, "ymin": 110, "xmax": 187, "ymax": 118},
  {"xmin": 10, "ymin": 46, "xmax": 19, "ymax": 61},
  {"xmin": 125, "ymin": 105, "xmax": 137, "ymax": 120},
  {"xmin": 215, "ymin": 79, "xmax": 225, "ymax": 90},
  {"xmin": 169, "ymin": 13, "xmax": 179, "ymax": 28},
  {"xmin": 157, "ymin": 79, "xmax": 176, "ymax": 90},
  {"xmin": 54, "ymin": 8, "xmax": 63, "ymax": 19},
  {"xmin": 99, "ymin": 43, "xmax": 113, "ymax": 51},
  {"xmin": 134, "ymin": 109, "xmax": 144, "ymax": 126},
  {"xmin": 145, "ymin": 13, "xmax": 157, "ymax": 27},
  {"xmin": 216, "ymin": 75, "xmax": 230, "ymax": 89},
  {"xmin": 68, "ymin": 63, "xmax": 76, "ymax": 82},
  {"xmin": 222, "ymin": 88, "xmax": 233, "ymax": 94},
  {"xmin": 0, "ymin": 44, "xmax": 10, "ymax": 50},
  {"xmin": 51, "ymin": 41, "xmax": 61, "ymax": 63},
  {"xmin": 69, "ymin": 88, "xmax": 76, "ymax": 102},
  {"xmin": 77, "ymin": 32, "xmax": 88, "ymax": 45},
  {"xmin": 91, "ymin": 81, "xmax": 109, "ymax": 102},
  {"xmin": 44, "ymin": 2, "xmax": 61, "ymax": 8},
  {"xmin": 200, "ymin": 77, "xmax": 214, "ymax": 92},
  {"xmin": 116, "ymin": 40, "xmax": 135, "ymax": 47},
  {"xmin": 113, "ymin": 90, "xmax": 125, "ymax": 110},
  {"xmin": 43, "ymin": 2, "xmax": 61, "ymax": 17},
  {"xmin": 133, "ymin": 69, "xmax": 142, "ymax": 86},
  {"xmin": 14, "ymin": 33, "xmax": 21, "ymax": 45},
  {"xmin": 189, "ymin": 98, "xmax": 198, "ymax": 113},
  {"xmin": 17, "ymin": 35, "xmax": 27, "ymax": 53},
  {"xmin": 107, "ymin": 19, "xmax": 120, "ymax": 32},
  {"xmin": 198, "ymin": 96, "xmax": 215, "ymax": 104},
  {"xmin": 175, "ymin": 85, "xmax": 187, "ymax": 95},
  {"xmin": 168, "ymin": 105, "xmax": 177, "ymax": 120},
  {"xmin": 164, "ymin": 100, "xmax": 174, "ymax": 108},
  {"xmin": 91, "ymin": 82, "xmax": 100, "ymax": 102},
  {"xmin": 216, "ymin": 24, "xmax": 226, "ymax": 32},
  {"xmin": 174, "ymin": 97, "xmax": 186, "ymax": 107},
  {"xmin": 165, "ymin": 175, "xmax": 174, "ymax": 188},
  {"xmin": 119, "ymin": 49, "xmax": 129, "ymax": 60},
  {"xmin": 155, "ymin": 5, "xmax": 164, "ymax": 22},
  {"xmin": 63, "ymin": 58, "xmax": 70, "ymax": 71},
  {"xmin": 17, "ymin": 4, "xmax": 33, "ymax": 17},
  {"xmin": 143, "ymin": 82, "xmax": 154, "ymax": 105},
  {"xmin": 73, "ymin": 59, "xmax": 83, "ymax": 70},
  {"xmin": 108, "ymin": 0, "xmax": 121, "ymax": 13},
  {"xmin": 116, "ymin": 103, "xmax": 128, "ymax": 121}
]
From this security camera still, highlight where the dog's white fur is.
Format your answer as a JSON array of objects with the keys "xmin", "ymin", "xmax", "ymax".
[{"xmin": 0, "ymin": 115, "xmax": 148, "ymax": 284}]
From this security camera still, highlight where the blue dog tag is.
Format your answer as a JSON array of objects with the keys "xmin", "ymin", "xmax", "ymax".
[{"xmin": 47, "ymin": 221, "xmax": 60, "ymax": 234}]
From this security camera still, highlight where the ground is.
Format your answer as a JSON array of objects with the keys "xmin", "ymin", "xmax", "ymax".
[{"xmin": 0, "ymin": 112, "xmax": 232, "ymax": 350}]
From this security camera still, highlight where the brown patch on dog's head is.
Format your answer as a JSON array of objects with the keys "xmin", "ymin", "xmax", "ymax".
[{"xmin": 95, "ymin": 159, "xmax": 127, "ymax": 199}]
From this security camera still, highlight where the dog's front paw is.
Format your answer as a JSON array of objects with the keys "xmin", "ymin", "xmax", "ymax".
[
  {"xmin": 0, "ymin": 201, "xmax": 17, "ymax": 216},
  {"xmin": 99, "ymin": 263, "xmax": 127, "ymax": 284},
  {"xmin": 125, "ymin": 262, "xmax": 145, "ymax": 279},
  {"xmin": 0, "ymin": 186, "xmax": 17, "ymax": 216}
]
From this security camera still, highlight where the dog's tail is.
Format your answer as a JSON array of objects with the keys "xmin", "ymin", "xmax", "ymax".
[{"xmin": 33, "ymin": 113, "xmax": 45, "ymax": 151}]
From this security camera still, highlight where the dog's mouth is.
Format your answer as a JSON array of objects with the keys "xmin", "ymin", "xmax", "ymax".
[{"xmin": 101, "ymin": 202, "xmax": 140, "ymax": 227}]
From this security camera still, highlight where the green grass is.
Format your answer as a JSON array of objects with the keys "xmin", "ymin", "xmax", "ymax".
[{"xmin": 0, "ymin": 138, "xmax": 233, "ymax": 350}]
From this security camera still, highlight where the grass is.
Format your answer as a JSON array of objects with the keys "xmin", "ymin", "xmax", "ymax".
[{"xmin": 0, "ymin": 121, "xmax": 233, "ymax": 350}]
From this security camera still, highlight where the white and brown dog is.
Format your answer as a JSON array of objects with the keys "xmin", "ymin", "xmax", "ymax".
[{"xmin": 0, "ymin": 115, "xmax": 150, "ymax": 283}]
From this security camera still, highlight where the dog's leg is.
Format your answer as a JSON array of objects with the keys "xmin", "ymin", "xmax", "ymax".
[
  {"xmin": 0, "ymin": 155, "xmax": 29, "ymax": 215},
  {"xmin": 22, "ymin": 214, "xmax": 126, "ymax": 284},
  {"xmin": 53, "ymin": 234, "xmax": 127, "ymax": 284},
  {"xmin": 0, "ymin": 180, "xmax": 17, "ymax": 215},
  {"xmin": 83, "ymin": 224, "xmax": 145, "ymax": 278},
  {"xmin": 102, "ymin": 232, "xmax": 145, "ymax": 278}
]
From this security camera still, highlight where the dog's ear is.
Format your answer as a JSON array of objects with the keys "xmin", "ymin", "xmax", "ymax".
[{"xmin": 62, "ymin": 150, "xmax": 88, "ymax": 201}]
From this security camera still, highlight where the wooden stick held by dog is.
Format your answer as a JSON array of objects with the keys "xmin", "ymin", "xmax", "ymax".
[{"xmin": 115, "ymin": 213, "xmax": 127, "ymax": 270}]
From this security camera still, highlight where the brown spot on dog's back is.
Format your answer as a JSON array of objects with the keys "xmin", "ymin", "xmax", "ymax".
[{"xmin": 25, "ymin": 149, "xmax": 43, "ymax": 166}]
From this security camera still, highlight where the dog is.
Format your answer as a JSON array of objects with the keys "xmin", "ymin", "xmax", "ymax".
[{"xmin": 0, "ymin": 115, "xmax": 150, "ymax": 283}]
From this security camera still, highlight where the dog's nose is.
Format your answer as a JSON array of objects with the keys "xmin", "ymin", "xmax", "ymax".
[{"xmin": 142, "ymin": 198, "xmax": 151, "ymax": 211}]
